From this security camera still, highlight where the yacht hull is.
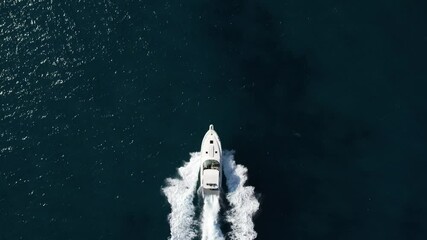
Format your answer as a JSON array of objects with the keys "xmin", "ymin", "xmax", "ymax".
[{"xmin": 200, "ymin": 124, "xmax": 222, "ymax": 197}]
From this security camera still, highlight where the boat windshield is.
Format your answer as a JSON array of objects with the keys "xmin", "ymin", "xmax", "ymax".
[{"xmin": 203, "ymin": 160, "xmax": 220, "ymax": 170}]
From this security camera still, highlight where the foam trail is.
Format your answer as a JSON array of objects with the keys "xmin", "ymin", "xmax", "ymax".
[
  {"xmin": 201, "ymin": 194, "xmax": 225, "ymax": 240},
  {"xmin": 162, "ymin": 153, "xmax": 201, "ymax": 240},
  {"xmin": 222, "ymin": 150, "xmax": 260, "ymax": 240}
]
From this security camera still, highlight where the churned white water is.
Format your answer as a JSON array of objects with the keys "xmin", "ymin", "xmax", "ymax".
[
  {"xmin": 222, "ymin": 150, "xmax": 260, "ymax": 240},
  {"xmin": 162, "ymin": 153, "xmax": 201, "ymax": 240},
  {"xmin": 163, "ymin": 151, "xmax": 259, "ymax": 240},
  {"xmin": 201, "ymin": 194, "xmax": 224, "ymax": 240}
]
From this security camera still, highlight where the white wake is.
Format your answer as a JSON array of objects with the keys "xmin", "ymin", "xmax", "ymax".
[
  {"xmin": 201, "ymin": 194, "xmax": 224, "ymax": 240},
  {"xmin": 162, "ymin": 153, "xmax": 201, "ymax": 240},
  {"xmin": 222, "ymin": 150, "xmax": 260, "ymax": 240},
  {"xmin": 163, "ymin": 151, "xmax": 259, "ymax": 240}
]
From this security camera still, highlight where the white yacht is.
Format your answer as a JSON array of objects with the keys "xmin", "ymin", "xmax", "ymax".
[{"xmin": 200, "ymin": 124, "xmax": 222, "ymax": 196}]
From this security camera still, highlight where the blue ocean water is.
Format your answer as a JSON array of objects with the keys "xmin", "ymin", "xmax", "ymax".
[{"xmin": 1, "ymin": 0, "xmax": 427, "ymax": 239}]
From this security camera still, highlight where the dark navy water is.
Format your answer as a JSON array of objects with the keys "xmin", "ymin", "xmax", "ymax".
[{"xmin": 1, "ymin": 0, "xmax": 427, "ymax": 239}]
